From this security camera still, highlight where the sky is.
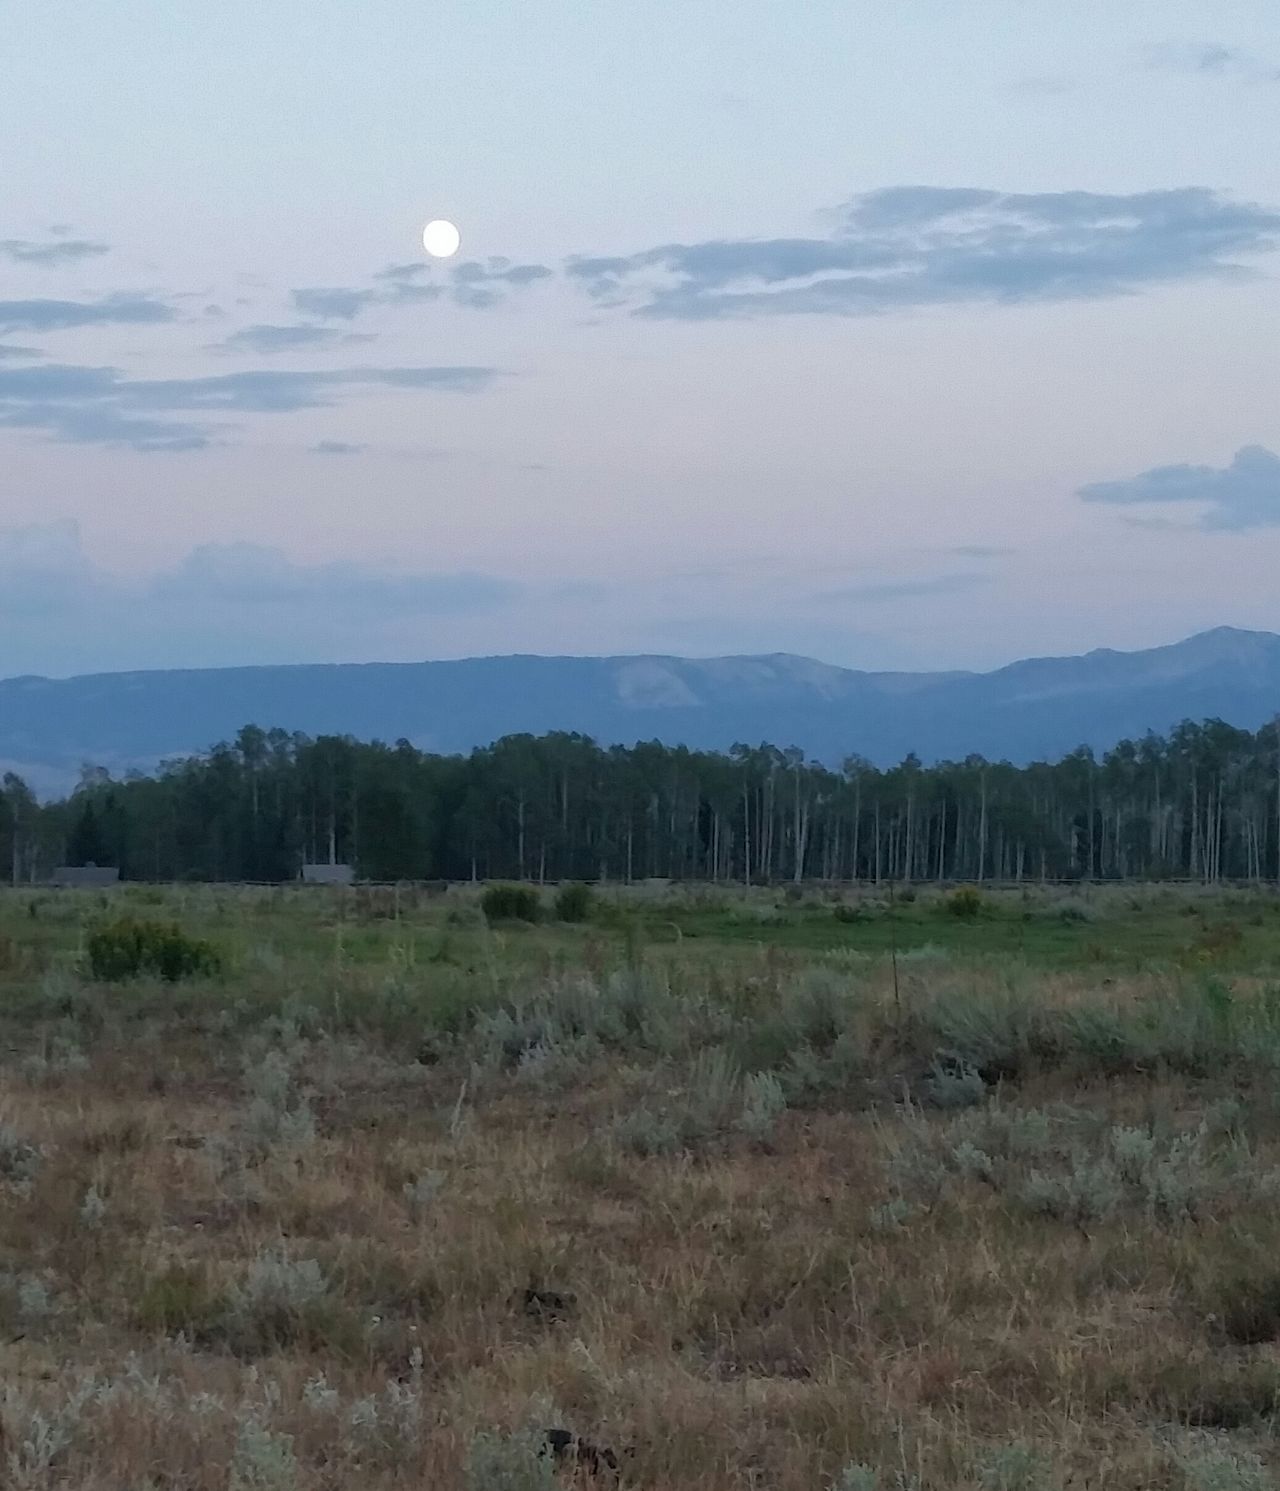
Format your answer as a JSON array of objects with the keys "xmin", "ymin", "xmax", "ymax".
[{"xmin": 3, "ymin": 0, "xmax": 1280, "ymax": 678}]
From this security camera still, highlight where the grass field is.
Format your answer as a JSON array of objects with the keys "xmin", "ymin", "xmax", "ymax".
[{"xmin": 3, "ymin": 880, "xmax": 1280, "ymax": 1488}]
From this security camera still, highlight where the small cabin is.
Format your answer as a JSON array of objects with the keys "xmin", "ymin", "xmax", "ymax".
[
  {"xmin": 301, "ymin": 863, "xmax": 355, "ymax": 886},
  {"xmin": 51, "ymin": 865, "xmax": 121, "ymax": 889}
]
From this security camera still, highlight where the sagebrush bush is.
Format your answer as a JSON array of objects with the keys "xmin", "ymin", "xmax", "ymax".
[
  {"xmin": 611, "ymin": 1106, "xmax": 681, "ymax": 1157},
  {"xmin": 402, "ymin": 1169, "xmax": 444, "ymax": 1218},
  {"xmin": 86, "ymin": 917, "xmax": 220, "ymax": 982},
  {"xmin": 220, "ymin": 1250, "xmax": 350, "ymax": 1355},
  {"xmin": 229, "ymin": 1419, "xmax": 298, "ymax": 1491},
  {"xmin": 922, "ymin": 1059, "xmax": 987, "ymax": 1109},
  {"xmin": 613, "ymin": 1048, "xmax": 788, "ymax": 1154},
  {"xmin": 0, "ymin": 1122, "xmax": 41, "ymax": 1185},
  {"xmin": 975, "ymin": 1442, "xmax": 1053, "ymax": 1491},
  {"xmin": 464, "ymin": 1426, "xmax": 557, "ymax": 1491},
  {"xmin": 554, "ymin": 882, "xmax": 594, "ymax": 923},
  {"xmin": 240, "ymin": 1050, "xmax": 316, "ymax": 1155},
  {"xmin": 738, "ymin": 1071, "xmax": 788, "ymax": 1142},
  {"xmin": 886, "ymin": 1101, "xmax": 1280, "ymax": 1232},
  {"xmin": 834, "ymin": 1467, "xmax": 881, "ymax": 1491},
  {"xmin": 1172, "ymin": 1434, "xmax": 1272, "ymax": 1491},
  {"xmin": 481, "ymin": 884, "xmax": 542, "ymax": 924}
]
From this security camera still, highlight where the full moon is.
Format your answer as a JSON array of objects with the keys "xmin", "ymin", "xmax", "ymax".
[{"xmin": 422, "ymin": 219, "xmax": 461, "ymax": 258}]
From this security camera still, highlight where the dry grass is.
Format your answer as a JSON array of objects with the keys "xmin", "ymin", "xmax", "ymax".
[{"xmin": 0, "ymin": 886, "xmax": 1279, "ymax": 1486}]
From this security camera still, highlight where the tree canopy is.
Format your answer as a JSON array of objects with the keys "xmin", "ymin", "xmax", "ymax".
[{"xmin": 6, "ymin": 717, "xmax": 1280, "ymax": 884}]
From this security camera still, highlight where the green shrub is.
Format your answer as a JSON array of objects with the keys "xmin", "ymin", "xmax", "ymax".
[
  {"xmin": 1214, "ymin": 1267, "xmax": 1280, "ymax": 1345},
  {"xmin": 612, "ymin": 1107, "xmax": 681, "ymax": 1157},
  {"xmin": 133, "ymin": 1262, "xmax": 219, "ymax": 1337},
  {"xmin": 86, "ymin": 917, "xmax": 221, "ymax": 982},
  {"xmin": 947, "ymin": 886, "xmax": 984, "ymax": 920},
  {"xmin": 481, "ymin": 884, "xmax": 543, "ymax": 924},
  {"xmin": 554, "ymin": 882, "xmax": 594, "ymax": 923}
]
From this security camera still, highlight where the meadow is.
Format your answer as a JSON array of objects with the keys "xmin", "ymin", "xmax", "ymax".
[{"xmin": 3, "ymin": 879, "xmax": 1280, "ymax": 1488}]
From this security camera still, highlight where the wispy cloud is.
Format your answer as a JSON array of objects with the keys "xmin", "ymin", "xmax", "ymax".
[
  {"xmin": 816, "ymin": 572, "xmax": 989, "ymax": 603},
  {"xmin": 0, "ymin": 294, "xmax": 175, "ymax": 334},
  {"xmin": 310, "ymin": 439, "xmax": 367, "ymax": 455},
  {"xmin": 0, "ymin": 345, "xmax": 41, "ymax": 361},
  {"xmin": 297, "ymin": 257, "xmax": 553, "ymax": 318},
  {"xmin": 1145, "ymin": 42, "xmax": 1280, "ymax": 82},
  {"xmin": 153, "ymin": 542, "xmax": 518, "ymax": 614},
  {"xmin": 566, "ymin": 185, "xmax": 1280, "ymax": 320},
  {"xmin": 374, "ymin": 263, "xmax": 431, "ymax": 283},
  {"xmin": 0, "ymin": 237, "xmax": 110, "ymax": 267},
  {"xmin": 212, "ymin": 323, "xmax": 368, "ymax": 355},
  {"xmin": 291, "ymin": 287, "xmax": 382, "ymax": 320},
  {"xmin": 1079, "ymin": 445, "xmax": 1280, "ymax": 530},
  {"xmin": 449, "ymin": 258, "xmax": 554, "ymax": 309},
  {"xmin": 0, "ymin": 361, "xmax": 499, "ymax": 451}
]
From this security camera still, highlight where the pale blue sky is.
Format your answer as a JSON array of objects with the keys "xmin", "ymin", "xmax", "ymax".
[{"xmin": 3, "ymin": 0, "xmax": 1280, "ymax": 675}]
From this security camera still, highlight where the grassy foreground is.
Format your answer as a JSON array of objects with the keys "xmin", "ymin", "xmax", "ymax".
[{"xmin": 3, "ymin": 881, "xmax": 1280, "ymax": 1488}]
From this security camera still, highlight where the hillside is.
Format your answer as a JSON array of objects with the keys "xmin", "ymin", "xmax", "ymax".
[{"xmin": 3, "ymin": 626, "xmax": 1279, "ymax": 792}]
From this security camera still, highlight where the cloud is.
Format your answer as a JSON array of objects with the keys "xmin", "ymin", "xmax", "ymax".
[
  {"xmin": 816, "ymin": 572, "xmax": 989, "ymax": 603},
  {"xmin": 0, "ymin": 237, "xmax": 110, "ymax": 267},
  {"xmin": 949, "ymin": 544, "xmax": 1012, "ymax": 559},
  {"xmin": 0, "ymin": 293, "xmax": 176, "ymax": 334},
  {"xmin": 449, "ymin": 258, "xmax": 554, "ymax": 309},
  {"xmin": 0, "ymin": 361, "xmax": 499, "ymax": 451},
  {"xmin": 292, "ymin": 280, "xmax": 445, "ymax": 316},
  {"xmin": 212, "ymin": 323, "xmax": 360, "ymax": 355},
  {"xmin": 374, "ymin": 263, "xmax": 431, "ymax": 283},
  {"xmin": 310, "ymin": 439, "xmax": 366, "ymax": 455},
  {"xmin": 566, "ymin": 185, "xmax": 1280, "ymax": 319},
  {"xmin": 292, "ymin": 287, "xmax": 382, "ymax": 320},
  {"xmin": 1078, "ymin": 444, "xmax": 1280, "ymax": 530},
  {"xmin": 154, "ymin": 542, "xmax": 518, "ymax": 614},
  {"xmin": 386, "ymin": 281, "xmax": 445, "ymax": 306},
  {"xmin": 297, "ymin": 258, "xmax": 553, "ymax": 318},
  {"xmin": 0, "ymin": 519, "xmax": 98, "ymax": 614},
  {"xmin": 0, "ymin": 345, "xmax": 41, "ymax": 360},
  {"xmin": 0, "ymin": 523, "xmax": 523, "ymax": 675},
  {"xmin": 1145, "ymin": 42, "xmax": 1280, "ymax": 82}
]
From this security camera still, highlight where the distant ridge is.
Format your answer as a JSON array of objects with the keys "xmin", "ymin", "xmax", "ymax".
[{"xmin": 4, "ymin": 627, "xmax": 1280, "ymax": 794}]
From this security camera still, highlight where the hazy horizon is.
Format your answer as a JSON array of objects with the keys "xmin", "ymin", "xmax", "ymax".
[
  {"xmin": 1, "ymin": 621, "xmax": 1272, "ymax": 688},
  {"xmin": 5, "ymin": 1, "xmax": 1280, "ymax": 678}
]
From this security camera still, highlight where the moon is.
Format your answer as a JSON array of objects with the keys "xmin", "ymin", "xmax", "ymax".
[{"xmin": 422, "ymin": 219, "xmax": 461, "ymax": 258}]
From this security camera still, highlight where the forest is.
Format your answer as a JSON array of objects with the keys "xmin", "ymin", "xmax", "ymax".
[{"xmin": 3, "ymin": 716, "xmax": 1280, "ymax": 886}]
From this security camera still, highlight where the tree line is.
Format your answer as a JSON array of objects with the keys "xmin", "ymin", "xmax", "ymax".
[{"xmin": 3, "ymin": 718, "xmax": 1280, "ymax": 886}]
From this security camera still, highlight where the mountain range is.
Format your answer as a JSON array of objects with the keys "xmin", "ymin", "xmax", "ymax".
[{"xmin": 3, "ymin": 627, "xmax": 1279, "ymax": 795}]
